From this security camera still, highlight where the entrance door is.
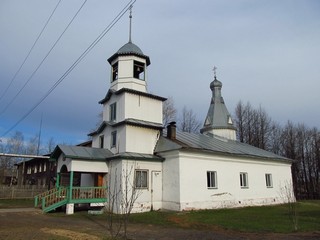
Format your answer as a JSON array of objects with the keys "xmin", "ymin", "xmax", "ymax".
[{"xmin": 151, "ymin": 171, "xmax": 162, "ymax": 211}]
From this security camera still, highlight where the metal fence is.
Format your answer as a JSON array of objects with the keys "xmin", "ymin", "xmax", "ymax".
[{"xmin": 0, "ymin": 186, "xmax": 47, "ymax": 199}]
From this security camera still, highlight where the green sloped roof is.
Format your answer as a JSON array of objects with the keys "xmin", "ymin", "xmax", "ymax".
[{"xmin": 155, "ymin": 131, "xmax": 291, "ymax": 162}]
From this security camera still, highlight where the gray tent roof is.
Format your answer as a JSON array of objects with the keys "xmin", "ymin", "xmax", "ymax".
[
  {"xmin": 200, "ymin": 78, "xmax": 236, "ymax": 133},
  {"xmin": 155, "ymin": 131, "xmax": 291, "ymax": 162},
  {"xmin": 108, "ymin": 41, "xmax": 151, "ymax": 65}
]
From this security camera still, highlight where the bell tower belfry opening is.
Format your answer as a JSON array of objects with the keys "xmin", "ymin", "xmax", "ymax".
[{"xmin": 107, "ymin": 5, "xmax": 150, "ymax": 92}]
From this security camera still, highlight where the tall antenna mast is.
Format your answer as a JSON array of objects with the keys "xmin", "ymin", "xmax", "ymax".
[
  {"xmin": 37, "ymin": 113, "xmax": 43, "ymax": 155},
  {"xmin": 129, "ymin": 4, "xmax": 133, "ymax": 43}
]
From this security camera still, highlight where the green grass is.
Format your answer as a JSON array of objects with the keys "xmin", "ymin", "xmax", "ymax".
[
  {"xmin": 3, "ymin": 199, "xmax": 319, "ymax": 233},
  {"xmin": 129, "ymin": 201, "xmax": 320, "ymax": 233},
  {"xmin": 0, "ymin": 199, "xmax": 34, "ymax": 208}
]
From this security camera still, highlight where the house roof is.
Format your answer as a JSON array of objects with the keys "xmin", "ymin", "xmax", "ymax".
[
  {"xmin": 88, "ymin": 119, "xmax": 164, "ymax": 137},
  {"xmin": 99, "ymin": 88, "xmax": 167, "ymax": 105},
  {"xmin": 107, "ymin": 152, "xmax": 164, "ymax": 161},
  {"xmin": 107, "ymin": 41, "xmax": 151, "ymax": 66},
  {"xmin": 51, "ymin": 145, "xmax": 113, "ymax": 161},
  {"xmin": 155, "ymin": 131, "xmax": 291, "ymax": 162}
]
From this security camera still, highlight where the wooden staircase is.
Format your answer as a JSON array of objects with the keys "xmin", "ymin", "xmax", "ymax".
[{"xmin": 35, "ymin": 186, "xmax": 107, "ymax": 213}]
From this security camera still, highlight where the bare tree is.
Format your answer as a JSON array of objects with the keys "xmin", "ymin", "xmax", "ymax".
[
  {"xmin": 178, "ymin": 106, "xmax": 201, "ymax": 133},
  {"xmin": 279, "ymin": 181, "xmax": 298, "ymax": 231},
  {"xmin": 46, "ymin": 137, "xmax": 56, "ymax": 154},
  {"xmin": 26, "ymin": 134, "xmax": 39, "ymax": 155},
  {"xmin": 162, "ymin": 96, "xmax": 177, "ymax": 127},
  {"xmin": 106, "ymin": 160, "xmax": 142, "ymax": 239}
]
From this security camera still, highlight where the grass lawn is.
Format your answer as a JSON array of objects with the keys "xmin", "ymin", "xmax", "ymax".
[
  {"xmin": 2, "ymin": 199, "xmax": 319, "ymax": 234},
  {"xmin": 0, "ymin": 199, "xmax": 34, "ymax": 208},
  {"xmin": 129, "ymin": 200, "xmax": 320, "ymax": 233}
]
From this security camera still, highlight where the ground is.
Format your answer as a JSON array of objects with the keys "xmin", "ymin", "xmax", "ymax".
[{"xmin": 0, "ymin": 208, "xmax": 319, "ymax": 240}]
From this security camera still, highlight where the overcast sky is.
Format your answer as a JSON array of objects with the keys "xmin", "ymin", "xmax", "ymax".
[{"xmin": 0, "ymin": 0, "xmax": 319, "ymax": 146}]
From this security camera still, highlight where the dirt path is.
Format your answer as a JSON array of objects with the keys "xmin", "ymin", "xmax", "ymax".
[{"xmin": 0, "ymin": 209, "xmax": 319, "ymax": 240}]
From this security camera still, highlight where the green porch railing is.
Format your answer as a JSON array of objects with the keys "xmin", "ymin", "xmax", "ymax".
[{"xmin": 34, "ymin": 186, "xmax": 107, "ymax": 212}]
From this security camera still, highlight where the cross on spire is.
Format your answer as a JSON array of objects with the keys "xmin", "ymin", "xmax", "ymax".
[{"xmin": 213, "ymin": 66, "xmax": 217, "ymax": 79}]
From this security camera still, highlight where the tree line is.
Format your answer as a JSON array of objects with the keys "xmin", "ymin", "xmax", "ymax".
[{"xmin": 234, "ymin": 101, "xmax": 320, "ymax": 200}]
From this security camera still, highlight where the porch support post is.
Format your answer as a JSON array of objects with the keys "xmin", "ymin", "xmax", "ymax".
[
  {"xmin": 66, "ymin": 171, "xmax": 74, "ymax": 215},
  {"xmin": 68, "ymin": 171, "xmax": 74, "ymax": 201},
  {"xmin": 55, "ymin": 172, "xmax": 60, "ymax": 188}
]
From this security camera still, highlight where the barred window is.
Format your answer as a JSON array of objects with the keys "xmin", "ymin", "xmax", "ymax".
[
  {"xmin": 207, "ymin": 171, "xmax": 217, "ymax": 188},
  {"xmin": 265, "ymin": 173, "xmax": 273, "ymax": 188},
  {"xmin": 240, "ymin": 172, "xmax": 248, "ymax": 188}
]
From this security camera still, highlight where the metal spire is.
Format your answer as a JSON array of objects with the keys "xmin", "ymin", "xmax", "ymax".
[{"xmin": 129, "ymin": 5, "xmax": 133, "ymax": 43}]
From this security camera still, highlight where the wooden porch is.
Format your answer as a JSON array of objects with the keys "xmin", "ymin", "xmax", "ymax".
[{"xmin": 34, "ymin": 186, "xmax": 107, "ymax": 213}]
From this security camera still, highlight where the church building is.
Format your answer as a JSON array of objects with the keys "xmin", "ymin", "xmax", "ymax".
[{"xmin": 47, "ymin": 10, "xmax": 293, "ymax": 214}]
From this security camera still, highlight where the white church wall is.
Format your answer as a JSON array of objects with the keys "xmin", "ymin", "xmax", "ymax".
[
  {"xmin": 212, "ymin": 129, "xmax": 236, "ymax": 141},
  {"xmin": 57, "ymin": 155, "xmax": 71, "ymax": 172},
  {"xmin": 177, "ymin": 151, "xmax": 292, "ymax": 210},
  {"xmin": 130, "ymin": 160, "xmax": 163, "ymax": 213},
  {"xmin": 124, "ymin": 93, "xmax": 163, "ymax": 124},
  {"xmin": 71, "ymin": 160, "xmax": 108, "ymax": 173},
  {"xmin": 107, "ymin": 159, "xmax": 162, "ymax": 213},
  {"xmin": 161, "ymin": 151, "xmax": 182, "ymax": 211},
  {"xmin": 125, "ymin": 126, "xmax": 161, "ymax": 154}
]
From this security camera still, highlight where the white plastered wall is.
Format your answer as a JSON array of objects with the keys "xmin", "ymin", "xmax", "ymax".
[
  {"xmin": 107, "ymin": 159, "xmax": 162, "ymax": 213},
  {"xmin": 160, "ymin": 150, "xmax": 292, "ymax": 211},
  {"xmin": 177, "ymin": 151, "xmax": 292, "ymax": 210}
]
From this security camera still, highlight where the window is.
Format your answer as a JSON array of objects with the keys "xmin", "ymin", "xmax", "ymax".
[
  {"xmin": 111, "ymin": 131, "xmax": 117, "ymax": 148},
  {"xmin": 43, "ymin": 163, "xmax": 47, "ymax": 172},
  {"xmin": 110, "ymin": 102, "xmax": 117, "ymax": 122},
  {"xmin": 207, "ymin": 171, "xmax": 217, "ymax": 188},
  {"xmin": 240, "ymin": 172, "xmax": 248, "ymax": 188},
  {"xmin": 133, "ymin": 60, "xmax": 145, "ymax": 80},
  {"xmin": 265, "ymin": 173, "xmax": 273, "ymax": 188},
  {"xmin": 135, "ymin": 170, "xmax": 148, "ymax": 188},
  {"xmin": 112, "ymin": 62, "xmax": 118, "ymax": 81},
  {"xmin": 99, "ymin": 135, "xmax": 104, "ymax": 148}
]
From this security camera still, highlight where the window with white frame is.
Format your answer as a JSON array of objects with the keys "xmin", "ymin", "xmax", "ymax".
[
  {"xmin": 43, "ymin": 163, "xmax": 47, "ymax": 172},
  {"xmin": 135, "ymin": 170, "xmax": 148, "ymax": 188},
  {"xmin": 265, "ymin": 173, "xmax": 273, "ymax": 188},
  {"xmin": 207, "ymin": 171, "xmax": 217, "ymax": 188},
  {"xmin": 111, "ymin": 131, "xmax": 117, "ymax": 148},
  {"xmin": 240, "ymin": 172, "xmax": 248, "ymax": 188},
  {"xmin": 110, "ymin": 102, "xmax": 117, "ymax": 122}
]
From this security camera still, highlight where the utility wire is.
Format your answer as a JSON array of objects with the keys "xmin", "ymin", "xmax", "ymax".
[
  {"xmin": 0, "ymin": 0, "xmax": 62, "ymax": 103},
  {"xmin": 0, "ymin": 0, "xmax": 87, "ymax": 117},
  {"xmin": 1, "ymin": 0, "xmax": 136, "ymax": 137}
]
